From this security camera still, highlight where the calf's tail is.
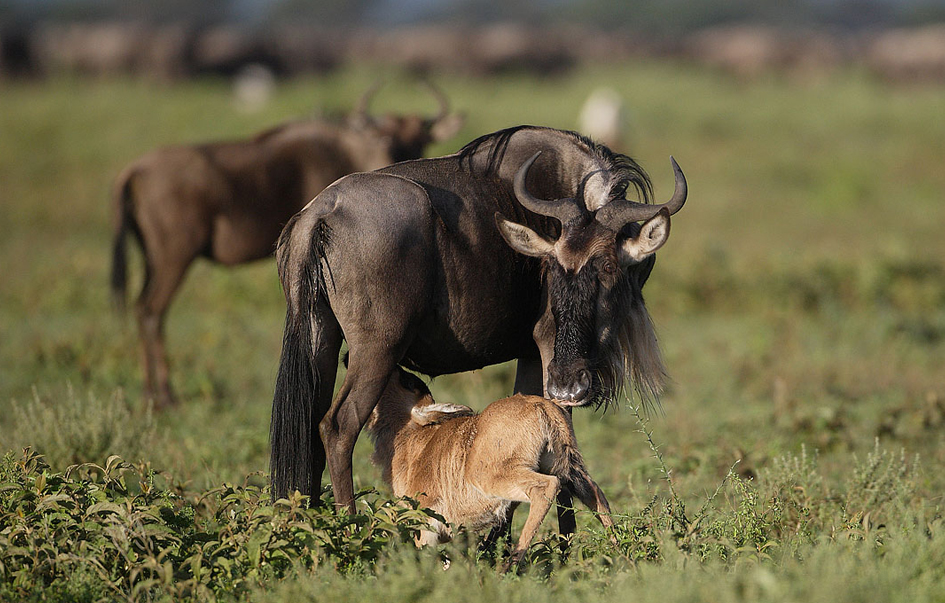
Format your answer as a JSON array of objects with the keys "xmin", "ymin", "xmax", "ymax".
[
  {"xmin": 110, "ymin": 169, "xmax": 136, "ymax": 313},
  {"xmin": 544, "ymin": 405, "xmax": 597, "ymax": 502}
]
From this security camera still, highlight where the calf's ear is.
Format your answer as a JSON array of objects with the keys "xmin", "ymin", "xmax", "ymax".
[
  {"xmin": 411, "ymin": 403, "xmax": 476, "ymax": 426},
  {"xmin": 495, "ymin": 213, "xmax": 556, "ymax": 258}
]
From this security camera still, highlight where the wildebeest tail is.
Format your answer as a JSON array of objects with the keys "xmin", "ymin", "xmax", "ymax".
[
  {"xmin": 110, "ymin": 168, "xmax": 136, "ymax": 313},
  {"xmin": 269, "ymin": 213, "xmax": 331, "ymax": 502},
  {"xmin": 541, "ymin": 404, "xmax": 599, "ymax": 504},
  {"xmin": 544, "ymin": 405, "xmax": 612, "ymax": 518}
]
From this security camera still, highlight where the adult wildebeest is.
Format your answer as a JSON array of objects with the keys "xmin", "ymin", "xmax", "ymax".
[
  {"xmin": 271, "ymin": 125, "xmax": 687, "ymax": 513},
  {"xmin": 368, "ymin": 366, "xmax": 616, "ymax": 571},
  {"xmin": 110, "ymin": 84, "xmax": 464, "ymax": 408}
]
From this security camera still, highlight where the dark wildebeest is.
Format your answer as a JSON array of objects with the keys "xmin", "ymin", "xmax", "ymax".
[
  {"xmin": 110, "ymin": 85, "xmax": 464, "ymax": 408},
  {"xmin": 368, "ymin": 366, "xmax": 616, "ymax": 571},
  {"xmin": 271, "ymin": 125, "xmax": 687, "ymax": 520}
]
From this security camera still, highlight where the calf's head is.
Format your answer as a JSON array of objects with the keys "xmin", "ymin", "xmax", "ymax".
[
  {"xmin": 369, "ymin": 368, "xmax": 475, "ymax": 436},
  {"xmin": 496, "ymin": 152, "xmax": 687, "ymax": 409}
]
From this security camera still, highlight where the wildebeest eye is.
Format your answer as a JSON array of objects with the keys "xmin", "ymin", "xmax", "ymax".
[{"xmin": 599, "ymin": 259, "xmax": 617, "ymax": 275}]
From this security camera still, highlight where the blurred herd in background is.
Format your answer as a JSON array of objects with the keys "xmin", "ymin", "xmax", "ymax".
[{"xmin": 2, "ymin": 1, "xmax": 945, "ymax": 84}]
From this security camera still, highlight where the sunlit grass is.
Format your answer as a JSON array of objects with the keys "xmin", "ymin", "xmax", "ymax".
[{"xmin": 1, "ymin": 62, "xmax": 944, "ymax": 600}]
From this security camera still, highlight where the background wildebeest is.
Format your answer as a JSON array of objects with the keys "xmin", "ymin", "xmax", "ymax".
[
  {"xmin": 271, "ymin": 125, "xmax": 687, "ymax": 514},
  {"xmin": 111, "ymin": 84, "xmax": 465, "ymax": 408},
  {"xmin": 368, "ymin": 366, "xmax": 616, "ymax": 571}
]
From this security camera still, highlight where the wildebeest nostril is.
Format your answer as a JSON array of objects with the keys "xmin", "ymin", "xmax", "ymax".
[
  {"xmin": 569, "ymin": 370, "xmax": 590, "ymax": 401},
  {"xmin": 547, "ymin": 371, "xmax": 590, "ymax": 402},
  {"xmin": 547, "ymin": 382, "xmax": 566, "ymax": 400},
  {"xmin": 547, "ymin": 363, "xmax": 593, "ymax": 402},
  {"xmin": 575, "ymin": 369, "xmax": 590, "ymax": 393}
]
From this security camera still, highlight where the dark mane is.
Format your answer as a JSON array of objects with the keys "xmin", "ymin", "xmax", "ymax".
[
  {"xmin": 457, "ymin": 124, "xmax": 528, "ymax": 174},
  {"xmin": 457, "ymin": 125, "xmax": 653, "ymax": 206},
  {"xmin": 578, "ymin": 133, "xmax": 653, "ymax": 205}
]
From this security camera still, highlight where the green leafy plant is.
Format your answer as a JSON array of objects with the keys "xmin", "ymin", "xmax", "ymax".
[{"xmin": 0, "ymin": 449, "xmax": 439, "ymax": 602}]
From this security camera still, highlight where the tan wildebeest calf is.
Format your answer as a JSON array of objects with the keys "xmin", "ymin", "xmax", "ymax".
[{"xmin": 368, "ymin": 367, "xmax": 616, "ymax": 570}]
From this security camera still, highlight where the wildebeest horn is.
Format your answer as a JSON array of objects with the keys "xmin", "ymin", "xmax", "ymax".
[
  {"xmin": 514, "ymin": 152, "xmax": 583, "ymax": 224},
  {"xmin": 422, "ymin": 80, "xmax": 450, "ymax": 124},
  {"xmin": 354, "ymin": 80, "xmax": 384, "ymax": 122},
  {"xmin": 595, "ymin": 157, "xmax": 687, "ymax": 230}
]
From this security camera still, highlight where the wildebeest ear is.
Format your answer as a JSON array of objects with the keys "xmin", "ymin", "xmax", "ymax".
[
  {"xmin": 411, "ymin": 403, "xmax": 476, "ymax": 426},
  {"xmin": 430, "ymin": 113, "xmax": 465, "ymax": 142},
  {"xmin": 618, "ymin": 208, "xmax": 670, "ymax": 266},
  {"xmin": 495, "ymin": 213, "xmax": 555, "ymax": 258}
]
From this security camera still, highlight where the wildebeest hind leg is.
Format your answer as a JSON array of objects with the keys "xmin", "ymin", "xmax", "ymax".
[
  {"xmin": 135, "ymin": 254, "xmax": 192, "ymax": 409},
  {"xmin": 486, "ymin": 470, "xmax": 560, "ymax": 572},
  {"xmin": 308, "ymin": 304, "xmax": 343, "ymax": 502},
  {"xmin": 320, "ymin": 351, "xmax": 400, "ymax": 512}
]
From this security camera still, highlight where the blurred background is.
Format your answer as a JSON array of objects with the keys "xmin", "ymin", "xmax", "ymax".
[{"xmin": 3, "ymin": 0, "xmax": 945, "ymax": 82}]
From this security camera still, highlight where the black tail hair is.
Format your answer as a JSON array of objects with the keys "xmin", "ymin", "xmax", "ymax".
[
  {"xmin": 110, "ymin": 173, "xmax": 135, "ymax": 313},
  {"xmin": 269, "ymin": 217, "xmax": 330, "ymax": 502}
]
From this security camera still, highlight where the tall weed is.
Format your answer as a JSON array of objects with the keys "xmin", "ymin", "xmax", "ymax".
[{"xmin": 1, "ymin": 385, "xmax": 156, "ymax": 469}]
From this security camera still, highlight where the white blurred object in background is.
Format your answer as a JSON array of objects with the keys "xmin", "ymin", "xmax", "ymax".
[
  {"xmin": 233, "ymin": 63, "xmax": 276, "ymax": 113},
  {"xmin": 577, "ymin": 86, "xmax": 626, "ymax": 151}
]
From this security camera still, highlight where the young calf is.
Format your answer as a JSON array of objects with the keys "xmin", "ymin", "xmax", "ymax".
[{"xmin": 368, "ymin": 367, "xmax": 616, "ymax": 569}]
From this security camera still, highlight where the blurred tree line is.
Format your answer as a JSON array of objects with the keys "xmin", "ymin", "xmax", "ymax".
[{"xmin": 1, "ymin": 0, "xmax": 943, "ymax": 29}]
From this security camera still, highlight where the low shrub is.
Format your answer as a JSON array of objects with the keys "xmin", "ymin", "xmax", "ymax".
[{"xmin": 0, "ymin": 449, "xmax": 437, "ymax": 602}]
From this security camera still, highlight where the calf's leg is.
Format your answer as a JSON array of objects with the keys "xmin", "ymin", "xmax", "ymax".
[
  {"xmin": 479, "ymin": 502, "xmax": 519, "ymax": 556},
  {"xmin": 479, "ymin": 469, "xmax": 560, "ymax": 573}
]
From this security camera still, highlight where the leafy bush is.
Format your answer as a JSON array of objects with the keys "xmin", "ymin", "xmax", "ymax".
[
  {"xmin": 0, "ymin": 449, "xmax": 437, "ymax": 602},
  {"xmin": 0, "ymin": 439, "xmax": 933, "ymax": 602}
]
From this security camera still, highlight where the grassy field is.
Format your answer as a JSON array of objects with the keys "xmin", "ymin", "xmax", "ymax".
[{"xmin": 1, "ymin": 63, "xmax": 944, "ymax": 601}]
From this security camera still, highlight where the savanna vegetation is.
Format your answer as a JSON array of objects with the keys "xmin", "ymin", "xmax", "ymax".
[{"xmin": 1, "ymin": 63, "xmax": 944, "ymax": 601}]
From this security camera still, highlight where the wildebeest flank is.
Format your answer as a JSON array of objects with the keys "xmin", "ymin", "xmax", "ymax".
[
  {"xmin": 110, "ymin": 84, "xmax": 464, "ymax": 408},
  {"xmin": 368, "ymin": 367, "xmax": 616, "ymax": 571},
  {"xmin": 271, "ymin": 125, "xmax": 688, "ymax": 514}
]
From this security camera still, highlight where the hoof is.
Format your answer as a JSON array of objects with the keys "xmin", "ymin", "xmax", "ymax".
[{"xmin": 145, "ymin": 387, "xmax": 178, "ymax": 410}]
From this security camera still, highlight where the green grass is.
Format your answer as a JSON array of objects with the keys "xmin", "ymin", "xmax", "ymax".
[{"xmin": 1, "ymin": 63, "xmax": 944, "ymax": 601}]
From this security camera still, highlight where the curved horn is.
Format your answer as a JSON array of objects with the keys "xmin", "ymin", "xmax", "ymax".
[
  {"xmin": 422, "ymin": 80, "xmax": 450, "ymax": 123},
  {"xmin": 595, "ymin": 156, "xmax": 687, "ymax": 230},
  {"xmin": 354, "ymin": 80, "xmax": 384, "ymax": 122},
  {"xmin": 514, "ymin": 152, "xmax": 583, "ymax": 225}
]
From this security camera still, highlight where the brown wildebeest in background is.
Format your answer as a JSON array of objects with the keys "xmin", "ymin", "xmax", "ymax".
[
  {"xmin": 111, "ymin": 84, "xmax": 465, "ymax": 408},
  {"xmin": 271, "ymin": 125, "xmax": 687, "ymax": 527},
  {"xmin": 368, "ymin": 366, "xmax": 616, "ymax": 571}
]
